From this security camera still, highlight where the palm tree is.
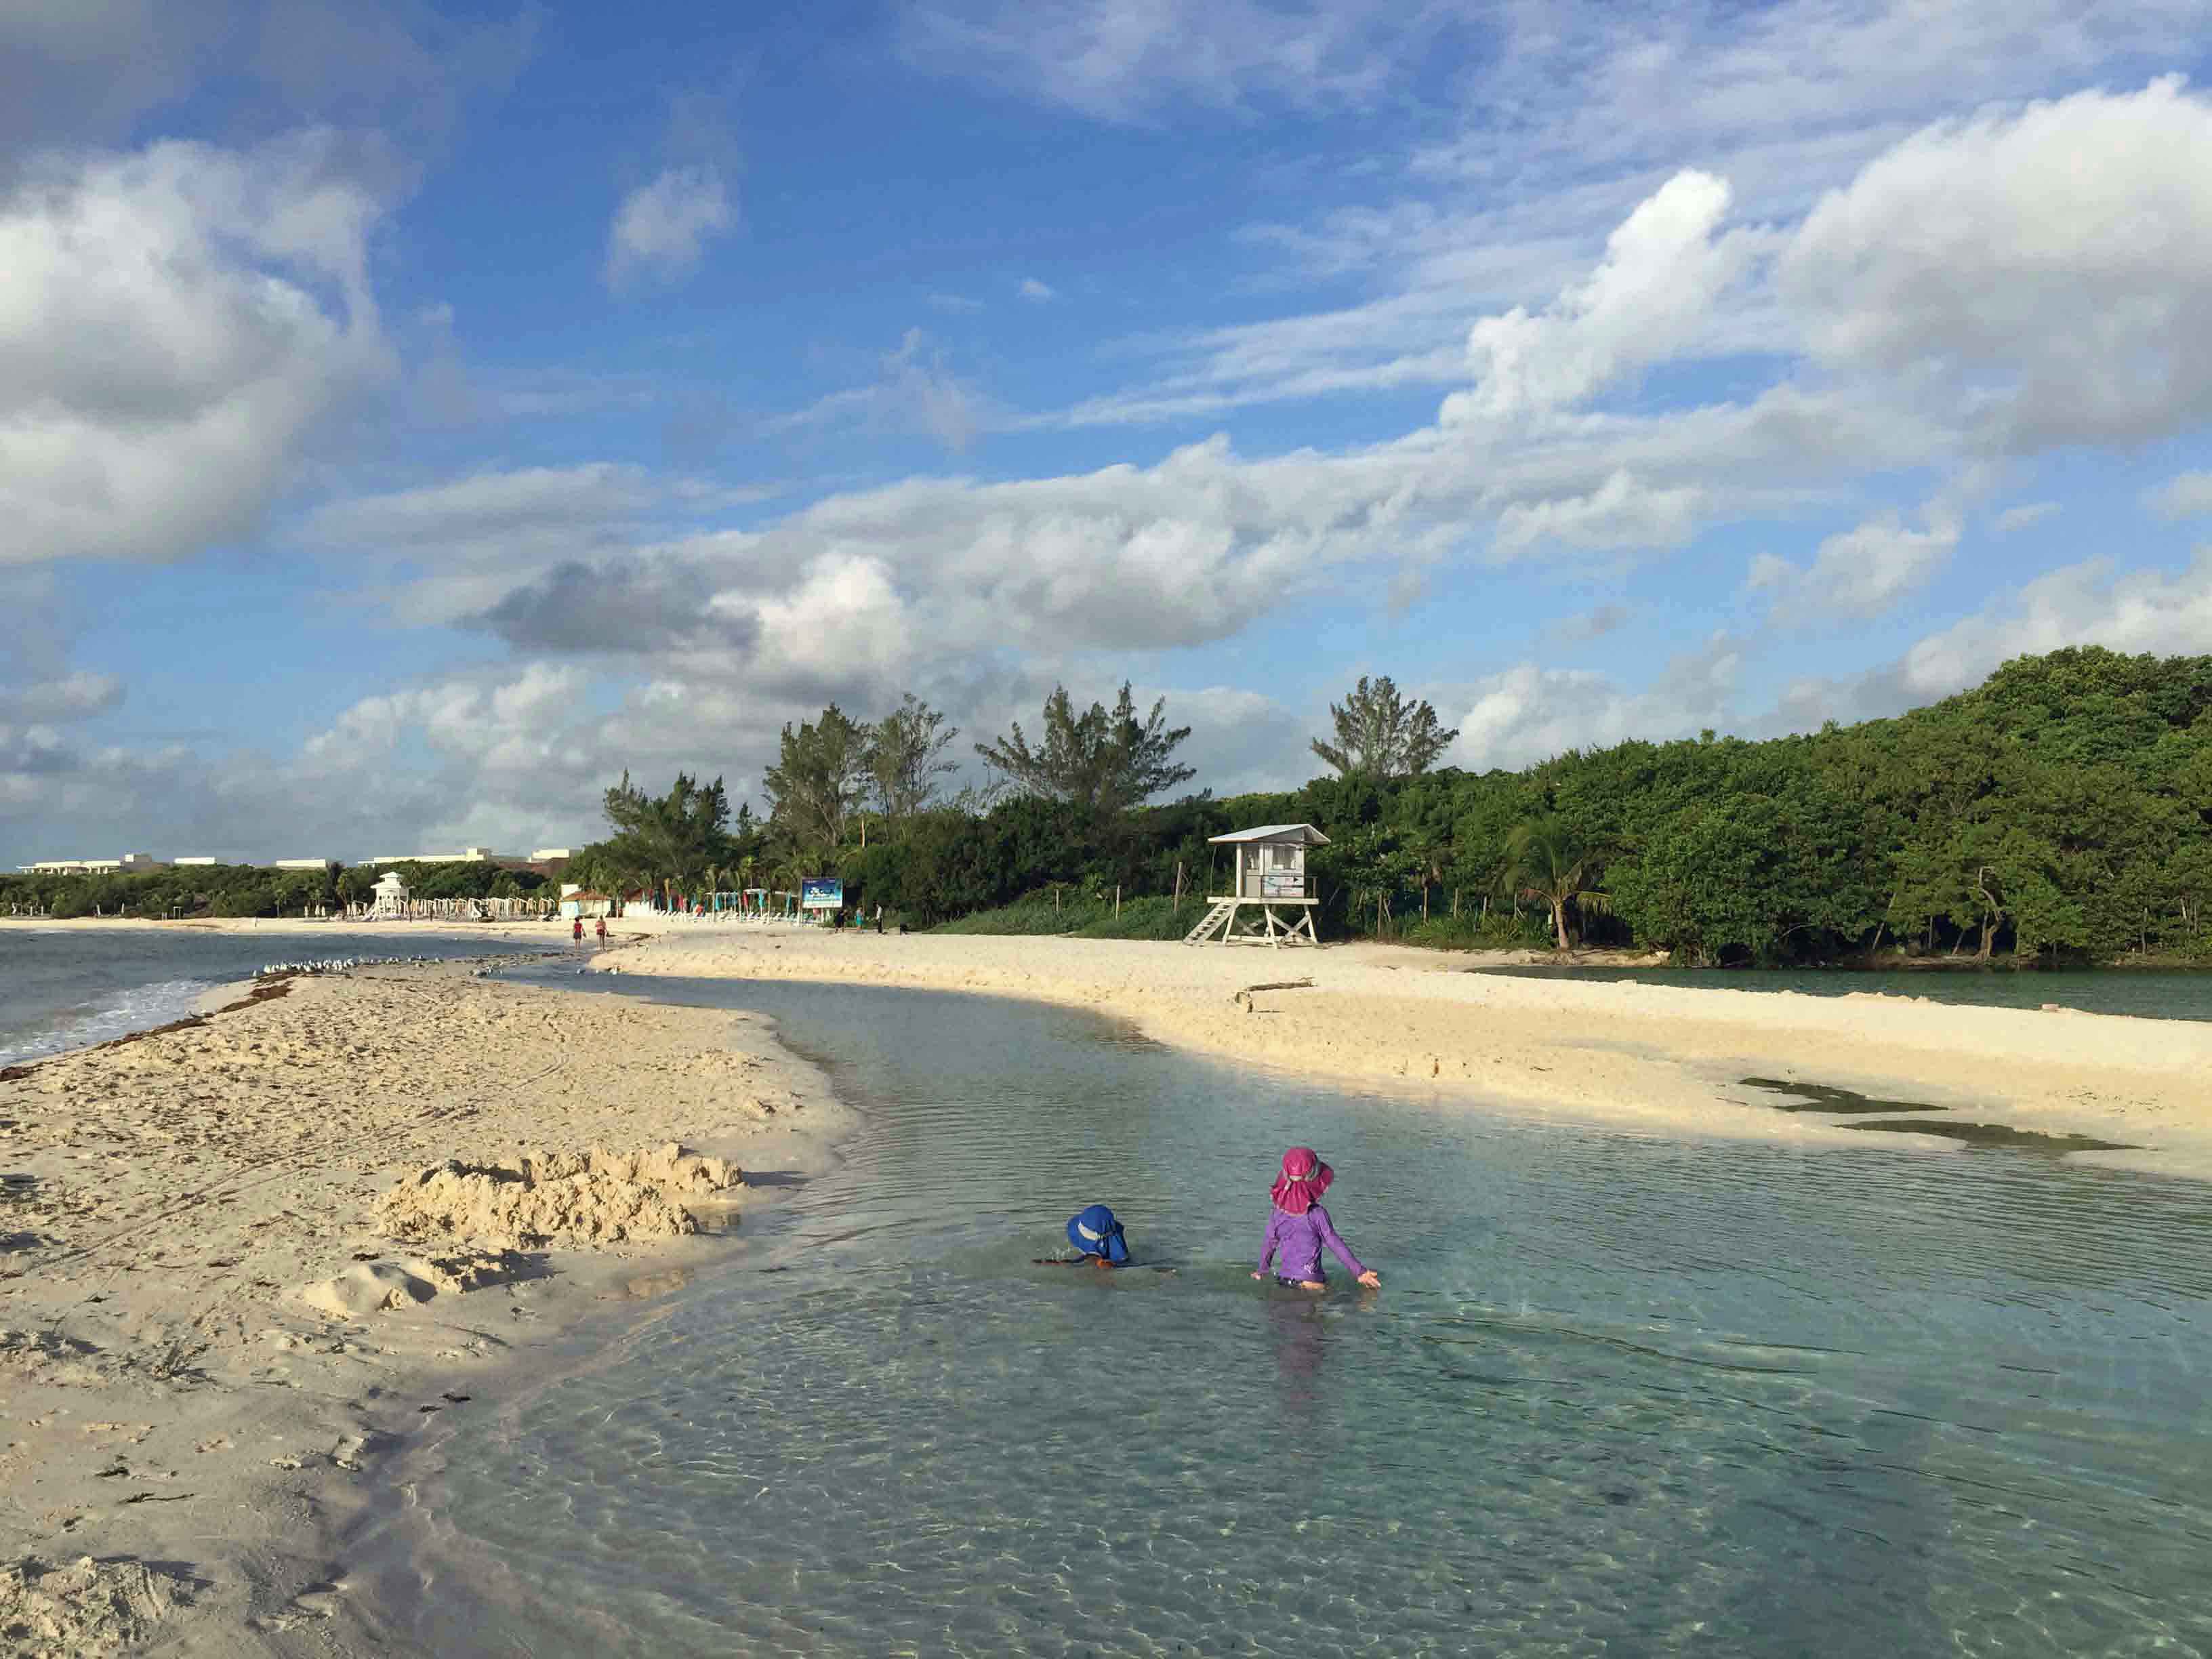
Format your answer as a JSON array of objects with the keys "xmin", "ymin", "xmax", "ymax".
[{"xmin": 1498, "ymin": 815, "xmax": 1611, "ymax": 951}]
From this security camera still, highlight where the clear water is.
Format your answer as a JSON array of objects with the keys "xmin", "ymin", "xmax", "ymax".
[
  {"xmin": 1470, "ymin": 964, "xmax": 2212, "ymax": 1021},
  {"xmin": 0, "ymin": 927, "xmax": 551, "ymax": 1065},
  {"xmin": 352, "ymin": 977, "xmax": 2212, "ymax": 1658}
]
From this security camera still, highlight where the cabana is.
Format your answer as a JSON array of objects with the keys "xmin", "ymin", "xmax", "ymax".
[{"xmin": 1185, "ymin": 823, "xmax": 1329, "ymax": 947}]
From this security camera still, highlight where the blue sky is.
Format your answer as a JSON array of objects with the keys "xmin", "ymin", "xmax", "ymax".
[{"xmin": 4, "ymin": 0, "xmax": 2212, "ymax": 863}]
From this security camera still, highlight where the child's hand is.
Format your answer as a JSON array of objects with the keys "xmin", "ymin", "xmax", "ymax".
[
  {"xmin": 1357, "ymin": 1270, "xmax": 1381, "ymax": 1288},
  {"xmin": 1250, "ymin": 1271, "xmax": 1263, "ymax": 1280}
]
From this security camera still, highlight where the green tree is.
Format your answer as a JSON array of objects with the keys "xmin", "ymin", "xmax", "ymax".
[
  {"xmin": 1498, "ymin": 814, "xmax": 1612, "ymax": 951},
  {"xmin": 974, "ymin": 682, "xmax": 1194, "ymax": 813},
  {"xmin": 598, "ymin": 771, "xmax": 735, "ymax": 886},
  {"xmin": 1311, "ymin": 675, "xmax": 1460, "ymax": 779},
  {"xmin": 869, "ymin": 693, "xmax": 961, "ymax": 821},
  {"xmin": 762, "ymin": 705, "xmax": 872, "ymax": 855}
]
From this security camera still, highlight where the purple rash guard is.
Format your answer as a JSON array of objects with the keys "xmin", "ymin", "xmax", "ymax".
[{"xmin": 1256, "ymin": 1203, "xmax": 1365, "ymax": 1283}]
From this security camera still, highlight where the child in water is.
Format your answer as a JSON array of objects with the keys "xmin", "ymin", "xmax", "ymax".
[
  {"xmin": 1038, "ymin": 1203, "xmax": 1130, "ymax": 1269},
  {"xmin": 1253, "ymin": 1147, "xmax": 1381, "ymax": 1291}
]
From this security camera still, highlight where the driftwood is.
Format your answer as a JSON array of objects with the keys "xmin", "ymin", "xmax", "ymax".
[{"xmin": 1232, "ymin": 977, "xmax": 1314, "ymax": 1012}]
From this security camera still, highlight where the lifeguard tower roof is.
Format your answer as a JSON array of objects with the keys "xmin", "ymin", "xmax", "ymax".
[{"xmin": 1206, "ymin": 823, "xmax": 1331, "ymax": 846}]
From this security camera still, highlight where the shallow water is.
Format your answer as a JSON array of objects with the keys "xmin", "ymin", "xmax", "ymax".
[
  {"xmin": 1472, "ymin": 963, "xmax": 2212, "ymax": 1021},
  {"xmin": 360, "ymin": 976, "xmax": 2212, "ymax": 1658},
  {"xmin": 0, "ymin": 926, "xmax": 546, "ymax": 1065}
]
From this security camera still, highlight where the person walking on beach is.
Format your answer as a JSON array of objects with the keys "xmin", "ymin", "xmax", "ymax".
[
  {"xmin": 594, "ymin": 916, "xmax": 608, "ymax": 948},
  {"xmin": 1253, "ymin": 1147, "xmax": 1380, "ymax": 1292},
  {"xmin": 572, "ymin": 917, "xmax": 584, "ymax": 945}
]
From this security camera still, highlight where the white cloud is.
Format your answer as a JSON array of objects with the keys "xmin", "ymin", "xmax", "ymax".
[
  {"xmin": 1780, "ymin": 78, "xmax": 2212, "ymax": 451},
  {"xmin": 1446, "ymin": 171, "xmax": 1757, "ymax": 423},
  {"xmin": 770, "ymin": 329, "xmax": 987, "ymax": 453},
  {"xmin": 1493, "ymin": 470, "xmax": 1708, "ymax": 556},
  {"xmin": 0, "ymin": 134, "xmax": 390, "ymax": 566},
  {"xmin": 1746, "ymin": 510, "xmax": 1960, "ymax": 623},
  {"xmin": 1992, "ymin": 501, "xmax": 2060, "ymax": 535},
  {"xmin": 1449, "ymin": 635, "xmax": 1745, "ymax": 771},
  {"xmin": 605, "ymin": 165, "xmax": 734, "ymax": 291},
  {"xmin": 2147, "ymin": 471, "xmax": 2212, "ymax": 521},
  {"xmin": 1018, "ymin": 276, "xmax": 1057, "ymax": 302},
  {"xmin": 899, "ymin": 0, "xmax": 1412, "ymax": 121},
  {"xmin": 0, "ymin": 672, "xmax": 124, "ymax": 725}
]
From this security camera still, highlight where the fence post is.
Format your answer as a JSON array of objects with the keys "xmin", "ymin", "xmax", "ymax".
[{"xmin": 1115, "ymin": 884, "xmax": 1121, "ymax": 918}]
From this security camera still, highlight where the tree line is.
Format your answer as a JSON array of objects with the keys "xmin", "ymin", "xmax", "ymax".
[
  {"xmin": 0, "ymin": 858, "xmax": 554, "ymax": 920},
  {"xmin": 9, "ymin": 648, "xmax": 2207, "ymax": 961},
  {"xmin": 560, "ymin": 649, "xmax": 2212, "ymax": 965}
]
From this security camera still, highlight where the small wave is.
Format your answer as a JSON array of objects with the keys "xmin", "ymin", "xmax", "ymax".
[{"xmin": 0, "ymin": 977, "xmax": 213, "ymax": 1066}]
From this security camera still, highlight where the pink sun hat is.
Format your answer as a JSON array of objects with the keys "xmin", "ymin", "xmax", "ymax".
[{"xmin": 1271, "ymin": 1147, "xmax": 1334, "ymax": 1215}]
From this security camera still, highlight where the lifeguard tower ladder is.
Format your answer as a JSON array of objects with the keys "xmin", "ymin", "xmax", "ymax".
[{"xmin": 1185, "ymin": 823, "xmax": 1329, "ymax": 947}]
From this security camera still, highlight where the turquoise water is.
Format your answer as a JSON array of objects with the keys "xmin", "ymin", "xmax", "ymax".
[
  {"xmin": 1469, "ymin": 964, "xmax": 2212, "ymax": 1021},
  {"xmin": 351, "ymin": 977, "xmax": 2212, "ymax": 1657}
]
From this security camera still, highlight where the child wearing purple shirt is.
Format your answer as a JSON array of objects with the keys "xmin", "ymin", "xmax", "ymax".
[{"xmin": 1252, "ymin": 1146, "xmax": 1382, "ymax": 1292}]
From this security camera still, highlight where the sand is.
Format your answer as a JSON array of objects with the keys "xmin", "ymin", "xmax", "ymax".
[
  {"xmin": 0, "ymin": 953, "xmax": 848, "ymax": 1653},
  {"xmin": 605, "ymin": 918, "xmax": 2212, "ymax": 1180}
]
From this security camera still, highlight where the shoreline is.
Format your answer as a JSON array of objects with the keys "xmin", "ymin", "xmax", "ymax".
[
  {"xmin": 596, "ymin": 922, "xmax": 2212, "ymax": 1181},
  {"xmin": 0, "ymin": 957, "xmax": 853, "ymax": 1653}
]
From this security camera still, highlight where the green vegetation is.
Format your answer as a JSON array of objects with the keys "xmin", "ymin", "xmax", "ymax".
[
  {"xmin": 12, "ymin": 648, "xmax": 2208, "ymax": 964},
  {"xmin": 0, "ymin": 857, "xmax": 552, "ymax": 920}
]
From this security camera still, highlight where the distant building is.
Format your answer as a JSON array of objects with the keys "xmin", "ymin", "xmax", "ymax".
[
  {"xmin": 271, "ymin": 858, "xmax": 341, "ymax": 871},
  {"xmin": 22, "ymin": 854, "xmax": 164, "ymax": 875},
  {"xmin": 530, "ymin": 848, "xmax": 574, "ymax": 863},
  {"xmin": 357, "ymin": 846, "xmax": 543, "ymax": 867},
  {"xmin": 369, "ymin": 872, "xmax": 410, "ymax": 917},
  {"xmin": 172, "ymin": 857, "xmax": 220, "ymax": 867}
]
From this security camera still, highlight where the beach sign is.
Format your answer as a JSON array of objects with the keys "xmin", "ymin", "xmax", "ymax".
[{"xmin": 800, "ymin": 878, "xmax": 844, "ymax": 911}]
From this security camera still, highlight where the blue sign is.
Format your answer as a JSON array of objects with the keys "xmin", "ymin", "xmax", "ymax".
[{"xmin": 800, "ymin": 878, "xmax": 844, "ymax": 911}]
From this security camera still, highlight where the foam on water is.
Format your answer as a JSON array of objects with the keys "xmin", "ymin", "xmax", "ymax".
[
  {"xmin": 346, "ymin": 977, "xmax": 2212, "ymax": 1659},
  {"xmin": 0, "ymin": 976, "xmax": 212, "ymax": 1065}
]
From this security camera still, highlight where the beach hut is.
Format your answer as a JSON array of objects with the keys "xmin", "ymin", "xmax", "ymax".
[
  {"xmin": 1185, "ymin": 824, "xmax": 1330, "ymax": 947},
  {"xmin": 369, "ymin": 871, "xmax": 409, "ymax": 919},
  {"xmin": 560, "ymin": 889, "xmax": 613, "ymax": 920}
]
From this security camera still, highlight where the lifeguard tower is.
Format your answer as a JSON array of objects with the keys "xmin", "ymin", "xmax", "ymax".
[
  {"xmin": 1185, "ymin": 823, "xmax": 1329, "ymax": 946},
  {"xmin": 369, "ymin": 870, "xmax": 409, "ymax": 918}
]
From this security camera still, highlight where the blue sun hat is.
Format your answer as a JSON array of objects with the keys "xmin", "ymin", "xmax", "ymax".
[{"xmin": 1067, "ymin": 1204, "xmax": 1130, "ymax": 1265}]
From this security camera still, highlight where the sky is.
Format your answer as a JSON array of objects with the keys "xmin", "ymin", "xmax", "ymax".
[{"xmin": 4, "ymin": 0, "xmax": 2212, "ymax": 864}]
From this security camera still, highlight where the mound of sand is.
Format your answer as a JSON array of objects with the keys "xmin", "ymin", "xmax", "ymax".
[
  {"xmin": 0, "ymin": 1555, "xmax": 192, "ymax": 1656},
  {"xmin": 375, "ymin": 1143, "xmax": 741, "ymax": 1253},
  {"xmin": 291, "ymin": 1248, "xmax": 524, "ymax": 1319}
]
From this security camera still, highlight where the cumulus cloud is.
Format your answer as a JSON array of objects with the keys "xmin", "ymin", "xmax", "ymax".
[
  {"xmin": 1018, "ymin": 276, "xmax": 1057, "ymax": 302},
  {"xmin": 0, "ymin": 134, "xmax": 390, "ymax": 567},
  {"xmin": 1493, "ymin": 471, "xmax": 1708, "ymax": 556},
  {"xmin": 605, "ymin": 165, "xmax": 734, "ymax": 291},
  {"xmin": 1447, "ymin": 171, "xmax": 1757, "ymax": 423},
  {"xmin": 2147, "ymin": 471, "xmax": 2212, "ymax": 521},
  {"xmin": 1746, "ymin": 510, "xmax": 1960, "ymax": 623},
  {"xmin": 1780, "ymin": 78, "xmax": 2212, "ymax": 451},
  {"xmin": 471, "ymin": 559, "xmax": 762, "ymax": 656},
  {"xmin": 1450, "ymin": 635, "xmax": 1746, "ymax": 772}
]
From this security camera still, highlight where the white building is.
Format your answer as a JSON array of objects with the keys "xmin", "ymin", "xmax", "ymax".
[
  {"xmin": 361, "ymin": 846, "xmax": 516, "ymax": 865},
  {"xmin": 531, "ymin": 848, "xmax": 575, "ymax": 862},
  {"xmin": 271, "ymin": 858, "xmax": 341, "ymax": 871},
  {"xmin": 172, "ymin": 857, "xmax": 219, "ymax": 867},
  {"xmin": 22, "ymin": 854, "xmax": 165, "ymax": 875}
]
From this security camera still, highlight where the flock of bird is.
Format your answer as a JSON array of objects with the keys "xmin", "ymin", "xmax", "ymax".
[{"xmin": 255, "ymin": 954, "xmax": 441, "ymax": 978}]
